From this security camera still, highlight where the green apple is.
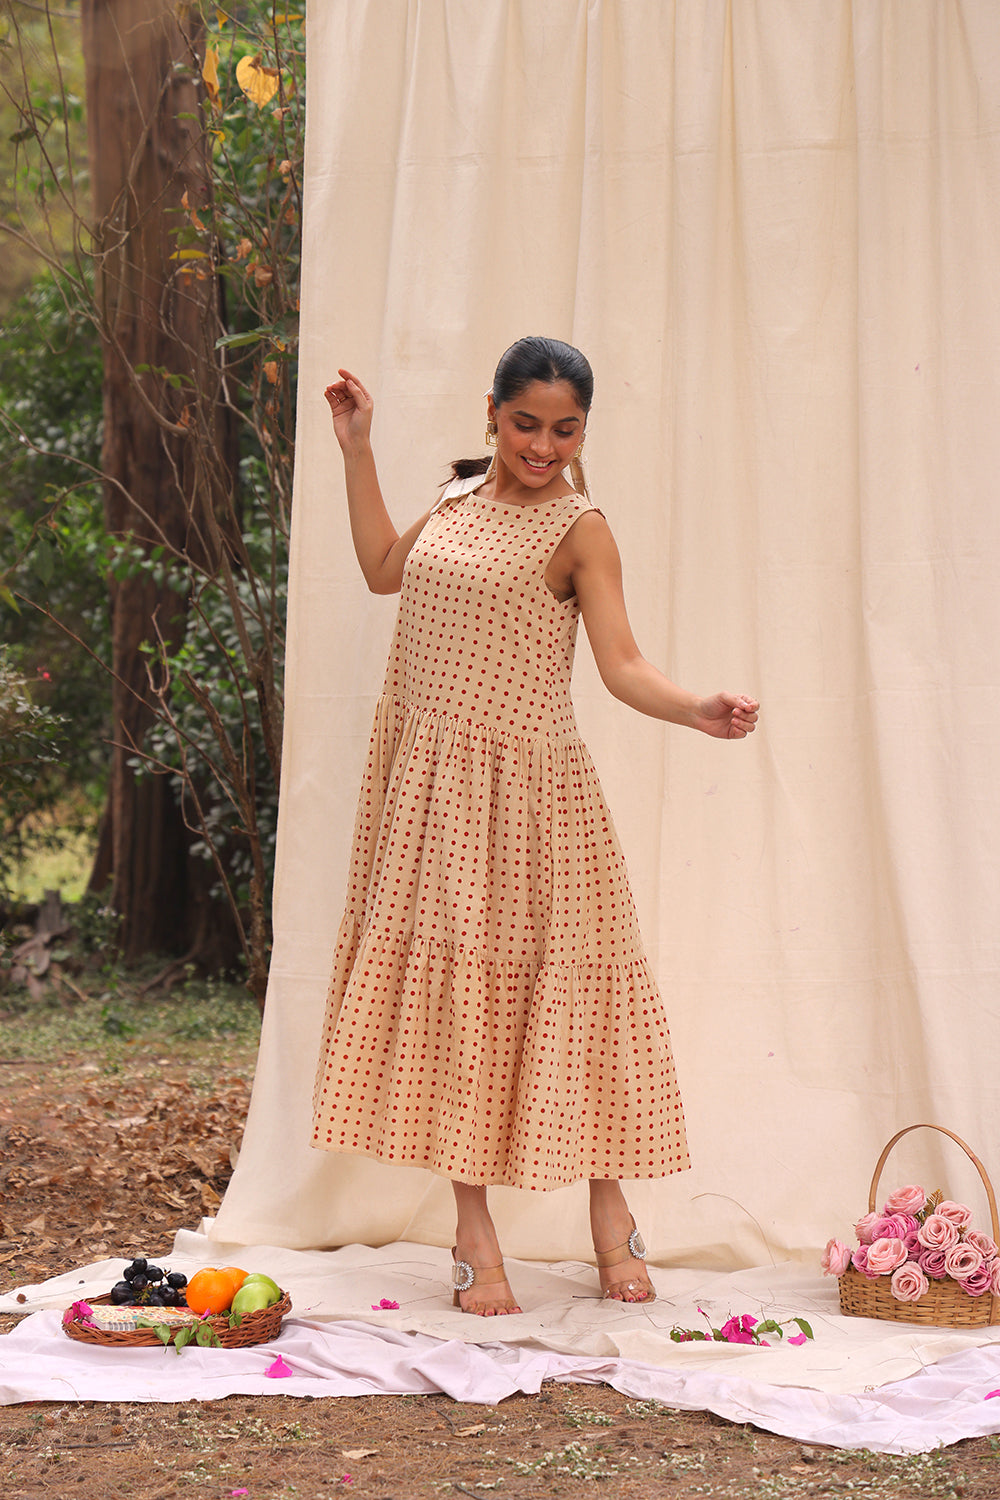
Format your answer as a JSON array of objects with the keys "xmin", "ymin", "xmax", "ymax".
[
  {"xmin": 238, "ymin": 1272, "xmax": 281, "ymax": 1305},
  {"xmin": 230, "ymin": 1282, "xmax": 276, "ymax": 1318}
]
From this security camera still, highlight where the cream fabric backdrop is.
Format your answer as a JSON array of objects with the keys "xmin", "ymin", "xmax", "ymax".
[{"xmin": 212, "ymin": 1, "xmax": 1000, "ymax": 1269}]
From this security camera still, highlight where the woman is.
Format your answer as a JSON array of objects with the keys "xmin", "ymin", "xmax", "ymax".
[{"xmin": 312, "ymin": 337, "xmax": 759, "ymax": 1316}]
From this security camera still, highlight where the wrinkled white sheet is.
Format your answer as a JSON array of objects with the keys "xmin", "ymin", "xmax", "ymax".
[{"xmin": 4, "ymin": 1236, "xmax": 1000, "ymax": 1453}]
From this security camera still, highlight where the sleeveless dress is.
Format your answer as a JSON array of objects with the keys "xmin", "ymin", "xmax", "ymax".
[{"xmin": 311, "ymin": 476, "xmax": 689, "ymax": 1190}]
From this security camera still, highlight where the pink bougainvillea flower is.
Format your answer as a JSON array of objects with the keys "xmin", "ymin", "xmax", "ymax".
[
  {"xmin": 986, "ymin": 1390, "xmax": 1000, "ymax": 1400},
  {"xmin": 62, "ymin": 1300, "xmax": 95, "ymax": 1328},
  {"xmin": 719, "ymin": 1315, "xmax": 755, "ymax": 1344},
  {"xmin": 370, "ymin": 1298, "xmax": 400, "ymax": 1310},
  {"xmin": 787, "ymin": 1332, "xmax": 808, "ymax": 1345},
  {"xmin": 231, "ymin": 1491, "xmax": 249, "ymax": 1497},
  {"xmin": 265, "ymin": 1354, "xmax": 293, "ymax": 1378}
]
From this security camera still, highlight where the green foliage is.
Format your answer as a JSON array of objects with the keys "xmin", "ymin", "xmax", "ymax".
[
  {"xmin": 0, "ymin": 2, "xmax": 88, "ymax": 307},
  {"xmin": 0, "ymin": 646, "xmax": 68, "ymax": 895},
  {"xmin": 121, "ymin": 475, "xmax": 287, "ymax": 918},
  {"xmin": 0, "ymin": 4, "xmax": 303, "ymax": 993},
  {"xmin": 0, "ymin": 269, "xmax": 109, "ymax": 807}
]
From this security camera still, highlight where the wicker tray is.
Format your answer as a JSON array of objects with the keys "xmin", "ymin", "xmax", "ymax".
[
  {"xmin": 63, "ymin": 1289, "xmax": 291, "ymax": 1348},
  {"xmin": 839, "ymin": 1123, "xmax": 1000, "ymax": 1328}
]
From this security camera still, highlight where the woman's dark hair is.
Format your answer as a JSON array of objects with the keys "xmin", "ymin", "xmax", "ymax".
[{"xmin": 449, "ymin": 336, "xmax": 593, "ymax": 481}]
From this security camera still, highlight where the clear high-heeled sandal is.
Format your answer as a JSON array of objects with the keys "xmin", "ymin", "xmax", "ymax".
[
  {"xmin": 594, "ymin": 1217, "xmax": 656, "ymax": 1303},
  {"xmin": 451, "ymin": 1250, "xmax": 521, "ymax": 1315}
]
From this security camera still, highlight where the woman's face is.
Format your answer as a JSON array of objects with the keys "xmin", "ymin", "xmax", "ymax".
[{"xmin": 489, "ymin": 379, "xmax": 586, "ymax": 490}]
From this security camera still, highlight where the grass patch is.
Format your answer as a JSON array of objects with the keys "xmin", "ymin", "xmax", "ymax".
[{"xmin": 0, "ymin": 979, "xmax": 261, "ymax": 1074}]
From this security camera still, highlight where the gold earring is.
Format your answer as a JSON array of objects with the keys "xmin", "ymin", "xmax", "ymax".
[
  {"xmin": 573, "ymin": 434, "xmax": 586, "ymax": 459},
  {"xmin": 485, "ymin": 422, "xmax": 498, "ymax": 446}
]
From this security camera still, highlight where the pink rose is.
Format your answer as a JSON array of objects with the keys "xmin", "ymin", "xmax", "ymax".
[
  {"xmin": 917, "ymin": 1214, "xmax": 960, "ymax": 1251},
  {"xmin": 935, "ymin": 1200, "xmax": 973, "ymax": 1231},
  {"xmin": 852, "ymin": 1245, "xmax": 877, "ymax": 1278},
  {"xmin": 903, "ymin": 1229, "xmax": 922, "ymax": 1258},
  {"xmin": 871, "ymin": 1214, "xmax": 918, "ymax": 1241},
  {"xmin": 918, "ymin": 1247, "xmax": 949, "ymax": 1280},
  {"xmin": 962, "ymin": 1262, "xmax": 993, "ymax": 1297},
  {"xmin": 865, "ymin": 1237, "xmax": 909, "ymax": 1275},
  {"xmin": 821, "ymin": 1238, "xmax": 853, "ymax": 1277},
  {"xmin": 966, "ymin": 1231, "xmax": 998, "ymax": 1260},
  {"xmin": 855, "ymin": 1212, "xmax": 880, "ymax": 1245},
  {"xmin": 883, "ymin": 1185, "xmax": 927, "ymax": 1217},
  {"xmin": 890, "ymin": 1261, "xmax": 929, "ymax": 1302},
  {"xmin": 944, "ymin": 1243, "xmax": 984, "ymax": 1282},
  {"xmin": 989, "ymin": 1260, "xmax": 1000, "ymax": 1295}
]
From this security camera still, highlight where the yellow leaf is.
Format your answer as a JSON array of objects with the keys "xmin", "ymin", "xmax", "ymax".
[
  {"xmin": 202, "ymin": 44, "xmax": 220, "ymax": 107},
  {"xmin": 236, "ymin": 54, "xmax": 280, "ymax": 108},
  {"xmin": 216, "ymin": 7, "xmax": 228, "ymax": 26},
  {"xmin": 263, "ymin": 361, "xmax": 279, "ymax": 384},
  {"xmin": 170, "ymin": 249, "xmax": 210, "ymax": 261}
]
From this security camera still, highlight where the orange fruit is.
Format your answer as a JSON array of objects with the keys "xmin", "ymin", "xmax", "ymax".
[
  {"xmin": 217, "ymin": 1266, "xmax": 248, "ymax": 1299},
  {"xmin": 185, "ymin": 1267, "xmax": 237, "ymax": 1316}
]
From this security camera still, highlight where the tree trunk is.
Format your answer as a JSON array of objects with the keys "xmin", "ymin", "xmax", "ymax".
[{"xmin": 81, "ymin": 0, "xmax": 238, "ymax": 966}]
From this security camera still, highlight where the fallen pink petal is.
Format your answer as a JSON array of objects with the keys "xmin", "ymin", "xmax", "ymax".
[
  {"xmin": 788, "ymin": 1332, "xmax": 808, "ymax": 1345},
  {"xmin": 231, "ymin": 1491, "xmax": 249, "ymax": 1497},
  {"xmin": 265, "ymin": 1354, "xmax": 293, "ymax": 1378},
  {"xmin": 370, "ymin": 1297, "xmax": 400, "ymax": 1310},
  {"xmin": 986, "ymin": 1390, "xmax": 1000, "ymax": 1400}
]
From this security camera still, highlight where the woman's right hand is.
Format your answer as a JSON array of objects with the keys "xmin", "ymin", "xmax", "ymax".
[{"xmin": 324, "ymin": 368, "xmax": 373, "ymax": 452}]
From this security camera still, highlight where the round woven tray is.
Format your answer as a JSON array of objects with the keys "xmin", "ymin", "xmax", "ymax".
[
  {"xmin": 838, "ymin": 1123, "xmax": 1000, "ymax": 1328},
  {"xmin": 63, "ymin": 1289, "xmax": 291, "ymax": 1348}
]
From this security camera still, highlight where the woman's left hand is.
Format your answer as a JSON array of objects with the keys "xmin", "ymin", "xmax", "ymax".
[{"xmin": 693, "ymin": 693, "xmax": 760, "ymax": 739}]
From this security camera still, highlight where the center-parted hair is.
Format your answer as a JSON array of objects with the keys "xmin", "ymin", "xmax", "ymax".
[{"xmin": 450, "ymin": 336, "xmax": 593, "ymax": 481}]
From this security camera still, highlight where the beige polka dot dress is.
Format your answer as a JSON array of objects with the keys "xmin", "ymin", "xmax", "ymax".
[{"xmin": 311, "ymin": 475, "xmax": 690, "ymax": 1190}]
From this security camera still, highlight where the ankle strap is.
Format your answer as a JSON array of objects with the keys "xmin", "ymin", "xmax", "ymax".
[
  {"xmin": 452, "ymin": 1260, "xmax": 507, "ymax": 1292},
  {"xmin": 595, "ymin": 1223, "xmax": 646, "ymax": 1268}
]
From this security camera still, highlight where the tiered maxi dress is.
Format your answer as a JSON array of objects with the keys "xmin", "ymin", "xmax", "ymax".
[{"xmin": 311, "ymin": 475, "xmax": 689, "ymax": 1190}]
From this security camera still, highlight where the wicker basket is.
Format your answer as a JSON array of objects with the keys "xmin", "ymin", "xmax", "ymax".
[
  {"xmin": 838, "ymin": 1124, "xmax": 1000, "ymax": 1328},
  {"xmin": 63, "ymin": 1289, "xmax": 291, "ymax": 1349}
]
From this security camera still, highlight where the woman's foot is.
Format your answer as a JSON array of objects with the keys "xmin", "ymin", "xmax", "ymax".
[
  {"xmin": 590, "ymin": 1181, "xmax": 657, "ymax": 1304},
  {"xmin": 452, "ymin": 1182, "xmax": 522, "ymax": 1316},
  {"xmin": 451, "ymin": 1251, "xmax": 521, "ymax": 1316}
]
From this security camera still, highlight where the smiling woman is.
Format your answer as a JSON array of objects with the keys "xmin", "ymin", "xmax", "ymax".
[{"xmin": 311, "ymin": 335, "xmax": 759, "ymax": 1318}]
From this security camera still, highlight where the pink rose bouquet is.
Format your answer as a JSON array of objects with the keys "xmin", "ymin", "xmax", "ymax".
[{"xmin": 824, "ymin": 1180, "xmax": 1000, "ymax": 1306}]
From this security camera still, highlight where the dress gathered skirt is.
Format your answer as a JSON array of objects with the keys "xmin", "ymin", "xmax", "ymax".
[{"xmin": 311, "ymin": 478, "xmax": 689, "ymax": 1190}]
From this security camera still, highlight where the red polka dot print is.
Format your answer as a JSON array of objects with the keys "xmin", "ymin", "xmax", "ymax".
[{"xmin": 311, "ymin": 477, "xmax": 690, "ymax": 1190}]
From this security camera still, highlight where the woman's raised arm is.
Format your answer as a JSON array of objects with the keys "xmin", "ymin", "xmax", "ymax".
[{"xmin": 325, "ymin": 369, "xmax": 432, "ymax": 594}]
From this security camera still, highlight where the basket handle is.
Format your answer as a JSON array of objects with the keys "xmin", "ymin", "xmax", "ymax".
[{"xmin": 868, "ymin": 1123, "xmax": 1000, "ymax": 1243}]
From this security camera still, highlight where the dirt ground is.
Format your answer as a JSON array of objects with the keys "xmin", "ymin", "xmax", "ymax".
[{"xmin": 1, "ymin": 1020, "xmax": 999, "ymax": 1499}]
